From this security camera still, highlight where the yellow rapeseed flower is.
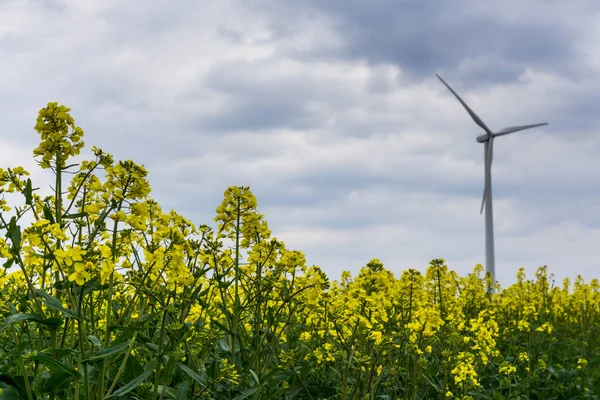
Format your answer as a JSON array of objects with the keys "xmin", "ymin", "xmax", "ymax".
[
  {"xmin": 369, "ymin": 330, "xmax": 383, "ymax": 345},
  {"xmin": 68, "ymin": 262, "xmax": 92, "ymax": 285}
]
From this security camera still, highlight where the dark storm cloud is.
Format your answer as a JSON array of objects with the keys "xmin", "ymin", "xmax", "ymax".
[{"xmin": 254, "ymin": 0, "xmax": 580, "ymax": 84}]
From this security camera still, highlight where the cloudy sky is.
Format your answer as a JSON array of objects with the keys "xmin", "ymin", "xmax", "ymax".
[{"xmin": 1, "ymin": 0, "xmax": 599, "ymax": 287}]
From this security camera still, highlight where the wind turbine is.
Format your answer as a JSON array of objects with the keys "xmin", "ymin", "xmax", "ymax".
[{"xmin": 435, "ymin": 74, "xmax": 548, "ymax": 289}]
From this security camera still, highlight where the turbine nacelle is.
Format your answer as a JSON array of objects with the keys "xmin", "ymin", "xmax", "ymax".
[{"xmin": 476, "ymin": 133, "xmax": 490, "ymax": 143}]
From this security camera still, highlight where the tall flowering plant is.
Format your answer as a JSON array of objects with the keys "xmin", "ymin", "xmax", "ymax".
[{"xmin": 0, "ymin": 103, "xmax": 597, "ymax": 399}]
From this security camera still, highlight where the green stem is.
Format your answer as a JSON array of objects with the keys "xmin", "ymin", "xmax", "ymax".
[
  {"xmin": 55, "ymin": 154, "xmax": 63, "ymax": 227},
  {"xmin": 98, "ymin": 182, "xmax": 129, "ymax": 398},
  {"xmin": 106, "ymin": 331, "xmax": 139, "ymax": 397},
  {"xmin": 411, "ymin": 354, "xmax": 419, "ymax": 400},
  {"xmin": 231, "ymin": 196, "xmax": 241, "ymax": 366},
  {"xmin": 98, "ymin": 271, "xmax": 114, "ymax": 400},
  {"xmin": 12, "ymin": 326, "xmax": 34, "ymax": 400},
  {"xmin": 77, "ymin": 284, "xmax": 90, "ymax": 400},
  {"xmin": 152, "ymin": 296, "xmax": 171, "ymax": 400}
]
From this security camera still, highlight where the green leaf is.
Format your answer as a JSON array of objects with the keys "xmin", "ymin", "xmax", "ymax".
[
  {"xmin": 249, "ymin": 369, "xmax": 260, "ymax": 385},
  {"xmin": 232, "ymin": 387, "xmax": 257, "ymax": 400},
  {"xmin": 0, "ymin": 313, "xmax": 43, "ymax": 333},
  {"xmin": 124, "ymin": 356, "xmax": 144, "ymax": 383},
  {"xmin": 38, "ymin": 347, "xmax": 77, "ymax": 358},
  {"xmin": 0, "ymin": 374, "xmax": 33, "ymax": 400},
  {"xmin": 0, "ymin": 385, "xmax": 24, "ymax": 399},
  {"xmin": 37, "ymin": 317, "xmax": 63, "ymax": 329},
  {"xmin": 8, "ymin": 217, "xmax": 21, "ymax": 253},
  {"xmin": 29, "ymin": 354, "xmax": 81, "ymax": 378},
  {"xmin": 260, "ymin": 368, "xmax": 280, "ymax": 387},
  {"xmin": 151, "ymin": 385, "xmax": 177, "ymax": 399},
  {"xmin": 161, "ymin": 355, "xmax": 177, "ymax": 385},
  {"xmin": 62, "ymin": 212, "xmax": 88, "ymax": 220},
  {"xmin": 218, "ymin": 337, "xmax": 230, "ymax": 353},
  {"xmin": 43, "ymin": 204, "xmax": 55, "ymax": 224},
  {"xmin": 35, "ymin": 289, "xmax": 79, "ymax": 320},
  {"xmin": 24, "ymin": 179, "xmax": 32, "ymax": 206},
  {"xmin": 0, "ymin": 375, "xmax": 16, "ymax": 387},
  {"xmin": 85, "ymin": 337, "xmax": 134, "ymax": 362},
  {"xmin": 422, "ymin": 371, "xmax": 442, "ymax": 391},
  {"xmin": 80, "ymin": 277, "xmax": 109, "ymax": 296},
  {"xmin": 145, "ymin": 343, "xmax": 159, "ymax": 355},
  {"xmin": 175, "ymin": 381, "xmax": 189, "ymax": 400},
  {"xmin": 306, "ymin": 386, "xmax": 337, "ymax": 398},
  {"xmin": 210, "ymin": 319, "xmax": 232, "ymax": 335},
  {"xmin": 178, "ymin": 364, "xmax": 205, "ymax": 387},
  {"xmin": 2, "ymin": 258, "xmax": 14, "ymax": 269},
  {"xmin": 0, "ymin": 314, "xmax": 62, "ymax": 331},
  {"xmin": 105, "ymin": 359, "xmax": 156, "ymax": 398},
  {"xmin": 87, "ymin": 335, "xmax": 102, "ymax": 348}
]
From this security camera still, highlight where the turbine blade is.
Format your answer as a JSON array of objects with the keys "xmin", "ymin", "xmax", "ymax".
[
  {"xmin": 480, "ymin": 139, "xmax": 494, "ymax": 214},
  {"xmin": 488, "ymin": 136, "xmax": 494, "ymax": 166},
  {"xmin": 493, "ymin": 123, "xmax": 548, "ymax": 137},
  {"xmin": 480, "ymin": 185, "xmax": 486, "ymax": 215},
  {"xmin": 436, "ymin": 74, "xmax": 493, "ymax": 135}
]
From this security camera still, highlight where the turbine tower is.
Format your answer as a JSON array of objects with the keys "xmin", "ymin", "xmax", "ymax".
[{"xmin": 435, "ymin": 74, "xmax": 548, "ymax": 289}]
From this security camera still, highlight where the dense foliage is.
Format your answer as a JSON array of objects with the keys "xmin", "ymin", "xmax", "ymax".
[{"xmin": 0, "ymin": 103, "xmax": 598, "ymax": 399}]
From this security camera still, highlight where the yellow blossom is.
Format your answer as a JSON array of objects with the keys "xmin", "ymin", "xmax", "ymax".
[{"xmin": 68, "ymin": 262, "xmax": 91, "ymax": 285}]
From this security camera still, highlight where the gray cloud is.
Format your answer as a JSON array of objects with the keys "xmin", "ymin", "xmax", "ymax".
[{"xmin": 252, "ymin": 0, "xmax": 583, "ymax": 83}]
